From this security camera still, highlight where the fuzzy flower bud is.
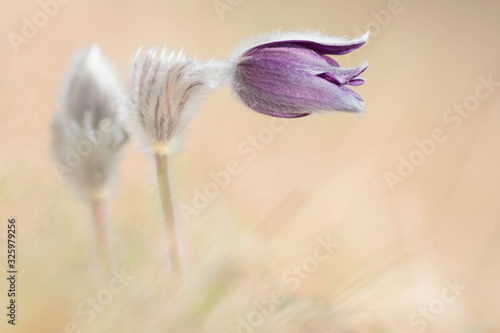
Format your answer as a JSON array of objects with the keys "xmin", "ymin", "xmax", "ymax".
[
  {"xmin": 126, "ymin": 47, "xmax": 218, "ymax": 155},
  {"xmin": 51, "ymin": 45, "xmax": 127, "ymax": 201}
]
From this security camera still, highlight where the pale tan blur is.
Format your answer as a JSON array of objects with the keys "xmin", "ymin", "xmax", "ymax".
[{"xmin": 1, "ymin": 0, "xmax": 500, "ymax": 332}]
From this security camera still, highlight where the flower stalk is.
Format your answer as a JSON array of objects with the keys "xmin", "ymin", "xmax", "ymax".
[
  {"xmin": 51, "ymin": 45, "xmax": 127, "ymax": 277},
  {"xmin": 154, "ymin": 146, "xmax": 182, "ymax": 276},
  {"xmin": 90, "ymin": 197, "xmax": 116, "ymax": 274},
  {"xmin": 125, "ymin": 47, "xmax": 219, "ymax": 280}
]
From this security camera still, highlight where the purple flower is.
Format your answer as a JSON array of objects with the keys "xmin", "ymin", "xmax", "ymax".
[{"xmin": 227, "ymin": 31, "xmax": 369, "ymax": 118}]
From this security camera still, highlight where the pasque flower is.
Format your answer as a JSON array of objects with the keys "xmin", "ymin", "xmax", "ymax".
[
  {"xmin": 51, "ymin": 45, "xmax": 128, "ymax": 273},
  {"xmin": 125, "ymin": 47, "xmax": 219, "ymax": 277},
  {"xmin": 226, "ymin": 31, "xmax": 369, "ymax": 118},
  {"xmin": 127, "ymin": 47, "xmax": 218, "ymax": 154},
  {"xmin": 51, "ymin": 44, "xmax": 127, "ymax": 200}
]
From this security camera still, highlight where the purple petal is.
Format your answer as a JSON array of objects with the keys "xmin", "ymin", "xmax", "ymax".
[
  {"xmin": 235, "ymin": 55, "xmax": 365, "ymax": 117},
  {"xmin": 254, "ymin": 39, "xmax": 367, "ymax": 56},
  {"xmin": 348, "ymin": 78, "xmax": 365, "ymax": 86},
  {"xmin": 329, "ymin": 64, "xmax": 367, "ymax": 85},
  {"xmin": 244, "ymin": 46, "xmax": 334, "ymax": 74},
  {"xmin": 321, "ymin": 55, "xmax": 339, "ymax": 67},
  {"xmin": 243, "ymin": 47, "xmax": 367, "ymax": 85},
  {"xmin": 317, "ymin": 72, "xmax": 342, "ymax": 85},
  {"xmin": 339, "ymin": 86, "xmax": 364, "ymax": 102},
  {"xmin": 317, "ymin": 65, "xmax": 367, "ymax": 86}
]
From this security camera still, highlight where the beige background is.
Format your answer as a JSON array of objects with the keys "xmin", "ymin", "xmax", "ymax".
[{"xmin": 1, "ymin": 0, "xmax": 500, "ymax": 332}]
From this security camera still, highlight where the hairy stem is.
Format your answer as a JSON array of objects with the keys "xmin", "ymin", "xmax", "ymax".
[
  {"xmin": 90, "ymin": 199, "xmax": 116, "ymax": 275},
  {"xmin": 155, "ymin": 153, "xmax": 182, "ymax": 278}
]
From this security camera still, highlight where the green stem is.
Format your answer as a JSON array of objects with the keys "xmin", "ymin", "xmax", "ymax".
[{"xmin": 155, "ymin": 153, "xmax": 182, "ymax": 277}]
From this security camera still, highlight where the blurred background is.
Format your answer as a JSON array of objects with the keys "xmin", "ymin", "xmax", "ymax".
[{"xmin": 1, "ymin": 0, "xmax": 500, "ymax": 332}]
